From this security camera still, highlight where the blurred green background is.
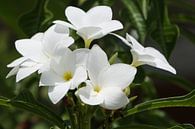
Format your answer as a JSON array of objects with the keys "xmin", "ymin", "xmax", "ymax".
[{"xmin": 0, "ymin": 0, "xmax": 195, "ymax": 129}]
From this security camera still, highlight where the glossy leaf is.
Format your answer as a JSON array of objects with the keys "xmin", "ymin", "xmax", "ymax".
[
  {"xmin": 0, "ymin": 90, "xmax": 65, "ymax": 129},
  {"xmin": 125, "ymin": 90, "xmax": 195, "ymax": 117},
  {"xmin": 122, "ymin": 0, "xmax": 147, "ymax": 43},
  {"xmin": 18, "ymin": 0, "xmax": 53, "ymax": 36}
]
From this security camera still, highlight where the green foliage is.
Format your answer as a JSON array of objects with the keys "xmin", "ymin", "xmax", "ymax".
[
  {"xmin": 18, "ymin": 0, "xmax": 53, "ymax": 37},
  {"xmin": 0, "ymin": 90, "xmax": 65, "ymax": 129},
  {"xmin": 125, "ymin": 89, "xmax": 195, "ymax": 116}
]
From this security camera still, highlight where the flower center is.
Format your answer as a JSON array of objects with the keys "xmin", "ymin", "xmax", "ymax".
[
  {"xmin": 94, "ymin": 86, "xmax": 101, "ymax": 93},
  {"xmin": 63, "ymin": 71, "xmax": 73, "ymax": 81}
]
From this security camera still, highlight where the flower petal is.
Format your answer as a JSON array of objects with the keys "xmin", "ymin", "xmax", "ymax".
[
  {"xmin": 98, "ymin": 64, "xmax": 137, "ymax": 89},
  {"xmin": 31, "ymin": 33, "xmax": 44, "ymax": 41},
  {"xmin": 100, "ymin": 20, "xmax": 123, "ymax": 34},
  {"xmin": 42, "ymin": 24, "xmax": 73, "ymax": 56},
  {"xmin": 87, "ymin": 45, "xmax": 110, "ymax": 85},
  {"xmin": 16, "ymin": 66, "xmax": 40, "ymax": 82},
  {"xmin": 110, "ymin": 33, "xmax": 132, "ymax": 47},
  {"xmin": 6, "ymin": 66, "xmax": 19, "ymax": 78},
  {"xmin": 87, "ymin": 6, "xmax": 112, "ymax": 25},
  {"xmin": 39, "ymin": 70, "xmax": 64, "ymax": 86},
  {"xmin": 51, "ymin": 48, "xmax": 76, "ymax": 76},
  {"xmin": 71, "ymin": 66, "xmax": 87, "ymax": 89},
  {"xmin": 65, "ymin": 6, "xmax": 86, "ymax": 28},
  {"xmin": 73, "ymin": 48, "xmax": 89, "ymax": 68},
  {"xmin": 53, "ymin": 20, "xmax": 76, "ymax": 30},
  {"xmin": 48, "ymin": 82, "xmax": 71, "ymax": 104},
  {"xmin": 7, "ymin": 57, "xmax": 27, "ymax": 68},
  {"xmin": 15, "ymin": 39, "xmax": 46, "ymax": 62},
  {"xmin": 76, "ymin": 86, "xmax": 104, "ymax": 105},
  {"xmin": 100, "ymin": 86, "xmax": 129, "ymax": 110},
  {"xmin": 77, "ymin": 26, "xmax": 102, "ymax": 41},
  {"xmin": 126, "ymin": 33, "xmax": 144, "ymax": 50}
]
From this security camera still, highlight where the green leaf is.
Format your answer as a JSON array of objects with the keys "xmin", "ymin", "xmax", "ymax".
[
  {"xmin": 168, "ymin": 124, "xmax": 195, "ymax": 129},
  {"xmin": 147, "ymin": 72, "xmax": 195, "ymax": 91},
  {"xmin": 18, "ymin": 0, "xmax": 53, "ymax": 36},
  {"xmin": 109, "ymin": 52, "xmax": 118, "ymax": 64},
  {"xmin": 114, "ymin": 124, "xmax": 162, "ymax": 129},
  {"xmin": 0, "ymin": 90, "xmax": 65, "ymax": 129},
  {"xmin": 122, "ymin": 0, "xmax": 147, "ymax": 43},
  {"xmin": 125, "ymin": 89, "xmax": 195, "ymax": 117},
  {"xmin": 149, "ymin": 1, "xmax": 179, "ymax": 58}
]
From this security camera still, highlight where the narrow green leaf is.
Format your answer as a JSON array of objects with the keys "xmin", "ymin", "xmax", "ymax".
[
  {"xmin": 168, "ymin": 124, "xmax": 195, "ymax": 129},
  {"xmin": 122, "ymin": 0, "xmax": 147, "ymax": 43},
  {"xmin": 150, "ymin": 1, "xmax": 179, "ymax": 58},
  {"xmin": 114, "ymin": 124, "xmax": 162, "ymax": 129},
  {"xmin": 18, "ymin": 0, "xmax": 53, "ymax": 36},
  {"xmin": 125, "ymin": 89, "xmax": 195, "ymax": 116},
  {"xmin": 0, "ymin": 90, "xmax": 65, "ymax": 129},
  {"xmin": 109, "ymin": 52, "xmax": 118, "ymax": 64}
]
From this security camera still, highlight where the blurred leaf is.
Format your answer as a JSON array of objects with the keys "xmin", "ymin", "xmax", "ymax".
[
  {"xmin": 109, "ymin": 52, "xmax": 118, "ymax": 64},
  {"xmin": 125, "ymin": 89, "xmax": 195, "ymax": 117},
  {"xmin": 98, "ymin": 0, "xmax": 116, "ymax": 6},
  {"xmin": 122, "ymin": 0, "xmax": 147, "ymax": 43},
  {"xmin": 168, "ymin": 124, "xmax": 195, "ymax": 129},
  {"xmin": 150, "ymin": 1, "xmax": 179, "ymax": 58},
  {"xmin": 147, "ymin": 72, "xmax": 195, "ymax": 91},
  {"xmin": 18, "ymin": 0, "xmax": 53, "ymax": 36},
  {"xmin": 114, "ymin": 124, "xmax": 162, "ymax": 129},
  {"xmin": 171, "ymin": 14, "xmax": 195, "ymax": 25},
  {"xmin": 0, "ymin": 90, "xmax": 65, "ymax": 129}
]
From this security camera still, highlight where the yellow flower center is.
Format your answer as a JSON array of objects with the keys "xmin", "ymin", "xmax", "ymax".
[
  {"xmin": 94, "ymin": 86, "xmax": 101, "ymax": 93},
  {"xmin": 63, "ymin": 71, "xmax": 73, "ymax": 81}
]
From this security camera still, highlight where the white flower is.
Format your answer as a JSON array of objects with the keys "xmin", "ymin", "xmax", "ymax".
[
  {"xmin": 40, "ymin": 47, "xmax": 87, "ymax": 104},
  {"xmin": 7, "ymin": 24, "xmax": 74, "ymax": 82},
  {"xmin": 112, "ymin": 33, "xmax": 176, "ymax": 74},
  {"xmin": 54, "ymin": 6, "xmax": 123, "ymax": 47},
  {"xmin": 76, "ymin": 45, "xmax": 137, "ymax": 110}
]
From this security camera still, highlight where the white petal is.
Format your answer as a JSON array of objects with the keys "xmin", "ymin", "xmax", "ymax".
[
  {"xmin": 16, "ymin": 66, "xmax": 40, "ymax": 82},
  {"xmin": 53, "ymin": 20, "xmax": 76, "ymax": 30},
  {"xmin": 100, "ymin": 87, "xmax": 129, "ymax": 110},
  {"xmin": 31, "ymin": 33, "xmax": 44, "ymax": 41},
  {"xmin": 42, "ymin": 24, "xmax": 72, "ymax": 56},
  {"xmin": 126, "ymin": 33, "xmax": 144, "ymax": 50},
  {"xmin": 110, "ymin": 33, "xmax": 132, "ymax": 47},
  {"xmin": 76, "ymin": 86, "xmax": 104, "ymax": 105},
  {"xmin": 20, "ymin": 60, "xmax": 38, "ymax": 67},
  {"xmin": 51, "ymin": 48, "xmax": 76, "ymax": 76},
  {"xmin": 87, "ymin": 6, "xmax": 112, "ymax": 25},
  {"xmin": 6, "ymin": 66, "xmax": 19, "ymax": 78},
  {"xmin": 100, "ymin": 20, "xmax": 123, "ymax": 34},
  {"xmin": 7, "ymin": 57, "xmax": 27, "ymax": 68},
  {"xmin": 98, "ymin": 64, "xmax": 137, "ymax": 89},
  {"xmin": 71, "ymin": 66, "xmax": 87, "ymax": 89},
  {"xmin": 73, "ymin": 48, "xmax": 89, "ymax": 68},
  {"xmin": 15, "ymin": 39, "xmax": 46, "ymax": 62},
  {"xmin": 65, "ymin": 6, "xmax": 86, "ymax": 28},
  {"xmin": 39, "ymin": 70, "xmax": 64, "ymax": 86},
  {"xmin": 77, "ymin": 26, "xmax": 102, "ymax": 41},
  {"xmin": 48, "ymin": 82, "xmax": 71, "ymax": 104},
  {"xmin": 87, "ymin": 45, "xmax": 110, "ymax": 85}
]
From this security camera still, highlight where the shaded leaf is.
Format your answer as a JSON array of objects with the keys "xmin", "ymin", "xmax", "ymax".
[
  {"xmin": 18, "ymin": 0, "xmax": 53, "ymax": 36},
  {"xmin": 125, "ymin": 89, "xmax": 195, "ymax": 116},
  {"xmin": 113, "ymin": 124, "xmax": 162, "ymax": 129},
  {"xmin": 0, "ymin": 90, "xmax": 65, "ymax": 129},
  {"xmin": 168, "ymin": 124, "xmax": 195, "ymax": 129},
  {"xmin": 122, "ymin": 0, "xmax": 147, "ymax": 43}
]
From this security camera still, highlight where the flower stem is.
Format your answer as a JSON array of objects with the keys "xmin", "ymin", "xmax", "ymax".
[{"xmin": 84, "ymin": 39, "xmax": 92, "ymax": 48}]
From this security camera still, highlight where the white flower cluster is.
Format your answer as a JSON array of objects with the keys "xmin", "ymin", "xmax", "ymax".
[{"xmin": 7, "ymin": 6, "xmax": 176, "ymax": 110}]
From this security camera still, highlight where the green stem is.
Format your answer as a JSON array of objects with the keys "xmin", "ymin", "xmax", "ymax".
[
  {"xmin": 84, "ymin": 39, "xmax": 92, "ymax": 48},
  {"xmin": 79, "ymin": 105, "xmax": 92, "ymax": 129}
]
